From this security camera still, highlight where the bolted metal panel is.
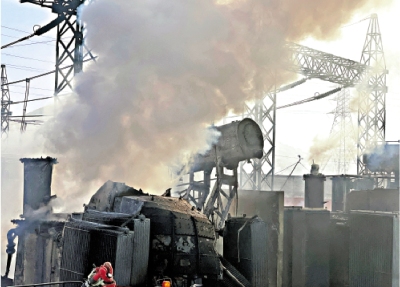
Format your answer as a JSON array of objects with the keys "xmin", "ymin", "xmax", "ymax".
[
  {"xmin": 282, "ymin": 206, "xmax": 302, "ymax": 287},
  {"xmin": 329, "ymin": 213, "xmax": 350, "ymax": 287},
  {"xmin": 20, "ymin": 157, "xmax": 57, "ymax": 215},
  {"xmin": 349, "ymin": 211, "xmax": 399, "ymax": 287},
  {"xmin": 223, "ymin": 216, "xmax": 268, "ymax": 287},
  {"xmin": 292, "ymin": 208, "xmax": 330, "ymax": 287}
]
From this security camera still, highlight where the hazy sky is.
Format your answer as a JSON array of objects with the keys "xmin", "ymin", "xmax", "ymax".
[{"xmin": 2, "ymin": 0, "xmax": 399, "ymax": 177}]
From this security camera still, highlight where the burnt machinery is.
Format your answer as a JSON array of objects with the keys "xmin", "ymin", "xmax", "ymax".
[
  {"xmin": 3, "ymin": 155, "xmax": 269, "ymax": 287},
  {"xmin": 178, "ymin": 118, "xmax": 264, "ymax": 230}
]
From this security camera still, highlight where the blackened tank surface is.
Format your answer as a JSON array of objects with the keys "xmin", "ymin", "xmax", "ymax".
[
  {"xmin": 223, "ymin": 216, "xmax": 268, "ymax": 287},
  {"xmin": 113, "ymin": 195, "xmax": 221, "ymax": 279},
  {"xmin": 19, "ymin": 157, "xmax": 57, "ymax": 215},
  {"xmin": 190, "ymin": 118, "xmax": 264, "ymax": 172}
]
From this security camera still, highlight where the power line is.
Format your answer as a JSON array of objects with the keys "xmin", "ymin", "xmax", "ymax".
[
  {"xmin": 341, "ymin": 15, "xmax": 371, "ymax": 28},
  {"xmin": 1, "ymin": 25, "xmax": 56, "ymax": 40},
  {"xmin": 7, "ymin": 90, "xmax": 52, "ymax": 98},
  {"xmin": 12, "ymin": 85, "xmax": 53, "ymax": 91},
  {"xmin": 9, "ymin": 115, "xmax": 46, "ymax": 118},
  {"xmin": 2, "ymin": 52, "xmax": 54, "ymax": 63},
  {"xmin": 277, "ymin": 87, "xmax": 343, "ymax": 110},
  {"xmin": 3, "ymin": 64, "xmax": 48, "ymax": 72},
  {"xmin": 9, "ymin": 96, "xmax": 53, "ymax": 105},
  {"xmin": 10, "ymin": 40, "xmax": 56, "ymax": 48},
  {"xmin": 1, "ymin": 57, "xmax": 97, "ymax": 87},
  {"xmin": 1, "ymin": 32, "xmax": 36, "ymax": 49}
]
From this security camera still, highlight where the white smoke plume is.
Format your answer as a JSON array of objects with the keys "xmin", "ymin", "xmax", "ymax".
[{"xmin": 37, "ymin": 0, "xmax": 393, "ymax": 199}]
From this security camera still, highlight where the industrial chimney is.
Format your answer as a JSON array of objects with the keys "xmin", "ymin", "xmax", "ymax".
[
  {"xmin": 303, "ymin": 163, "xmax": 326, "ymax": 208},
  {"xmin": 19, "ymin": 157, "xmax": 57, "ymax": 216}
]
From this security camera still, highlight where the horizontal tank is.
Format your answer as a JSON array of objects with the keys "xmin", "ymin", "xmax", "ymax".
[{"xmin": 190, "ymin": 118, "xmax": 264, "ymax": 172}]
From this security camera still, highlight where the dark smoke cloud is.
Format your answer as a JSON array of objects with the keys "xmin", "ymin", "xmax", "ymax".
[{"xmin": 34, "ymin": 0, "xmax": 392, "ymax": 204}]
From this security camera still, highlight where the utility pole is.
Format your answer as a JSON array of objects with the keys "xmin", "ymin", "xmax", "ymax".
[
  {"xmin": 1, "ymin": 65, "xmax": 12, "ymax": 137},
  {"xmin": 357, "ymin": 14, "xmax": 387, "ymax": 175}
]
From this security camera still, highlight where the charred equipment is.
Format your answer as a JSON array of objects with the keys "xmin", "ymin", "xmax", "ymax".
[{"xmin": 2, "ymin": 119, "xmax": 266, "ymax": 287}]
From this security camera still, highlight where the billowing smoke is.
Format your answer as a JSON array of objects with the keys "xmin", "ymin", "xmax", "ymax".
[
  {"xmin": 308, "ymin": 123, "xmax": 358, "ymax": 172},
  {"xmin": 37, "ymin": 0, "xmax": 392, "ymax": 201}
]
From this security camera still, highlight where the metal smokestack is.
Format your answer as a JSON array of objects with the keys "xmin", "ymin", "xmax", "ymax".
[
  {"xmin": 19, "ymin": 157, "xmax": 57, "ymax": 215},
  {"xmin": 303, "ymin": 163, "xmax": 326, "ymax": 208}
]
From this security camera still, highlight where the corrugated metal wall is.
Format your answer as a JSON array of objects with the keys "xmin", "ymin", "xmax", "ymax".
[
  {"xmin": 349, "ymin": 211, "xmax": 399, "ymax": 287},
  {"xmin": 291, "ymin": 208, "xmax": 330, "ymax": 287},
  {"xmin": 329, "ymin": 213, "xmax": 350, "ymax": 287},
  {"xmin": 224, "ymin": 216, "xmax": 268, "ymax": 287}
]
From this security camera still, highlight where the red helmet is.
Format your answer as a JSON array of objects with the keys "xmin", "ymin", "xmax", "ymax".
[{"xmin": 103, "ymin": 262, "xmax": 113, "ymax": 278}]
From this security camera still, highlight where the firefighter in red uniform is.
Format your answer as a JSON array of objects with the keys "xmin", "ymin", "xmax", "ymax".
[{"xmin": 84, "ymin": 262, "xmax": 116, "ymax": 287}]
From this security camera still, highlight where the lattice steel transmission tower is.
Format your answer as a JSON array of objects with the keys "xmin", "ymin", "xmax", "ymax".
[
  {"xmin": 238, "ymin": 43, "xmax": 367, "ymax": 191},
  {"xmin": 1, "ymin": 65, "xmax": 12, "ymax": 137},
  {"xmin": 329, "ymin": 88, "xmax": 356, "ymax": 174},
  {"xmin": 21, "ymin": 0, "xmax": 93, "ymax": 95},
  {"xmin": 240, "ymin": 95, "xmax": 276, "ymax": 190},
  {"xmin": 357, "ymin": 14, "xmax": 387, "ymax": 175}
]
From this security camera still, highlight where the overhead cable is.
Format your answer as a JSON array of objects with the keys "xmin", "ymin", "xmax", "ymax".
[
  {"xmin": 276, "ymin": 87, "xmax": 343, "ymax": 110},
  {"xmin": 1, "ymin": 57, "xmax": 97, "ymax": 87},
  {"xmin": 1, "ymin": 33, "xmax": 37, "ymax": 49},
  {"xmin": 1, "ymin": 16, "xmax": 65, "ymax": 49},
  {"xmin": 9, "ymin": 96, "xmax": 53, "ymax": 105}
]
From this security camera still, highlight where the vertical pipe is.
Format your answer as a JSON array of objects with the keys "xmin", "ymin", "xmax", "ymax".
[{"xmin": 19, "ymin": 157, "xmax": 57, "ymax": 216}]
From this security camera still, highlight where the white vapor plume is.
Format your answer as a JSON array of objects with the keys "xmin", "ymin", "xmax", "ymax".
[{"xmin": 23, "ymin": 0, "xmax": 397, "ymax": 200}]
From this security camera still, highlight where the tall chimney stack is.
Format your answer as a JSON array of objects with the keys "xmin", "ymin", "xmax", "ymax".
[{"xmin": 19, "ymin": 157, "xmax": 57, "ymax": 216}]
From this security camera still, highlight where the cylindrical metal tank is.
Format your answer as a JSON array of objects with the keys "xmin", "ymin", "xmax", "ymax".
[
  {"xmin": 19, "ymin": 157, "xmax": 57, "ymax": 215},
  {"xmin": 191, "ymin": 118, "xmax": 264, "ymax": 172},
  {"xmin": 303, "ymin": 164, "xmax": 326, "ymax": 208},
  {"xmin": 331, "ymin": 175, "xmax": 352, "ymax": 212}
]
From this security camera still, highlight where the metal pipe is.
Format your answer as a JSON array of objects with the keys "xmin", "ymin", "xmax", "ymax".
[{"xmin": 3, "ymin": 228, "xmax": 18, "ymax": 278}]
